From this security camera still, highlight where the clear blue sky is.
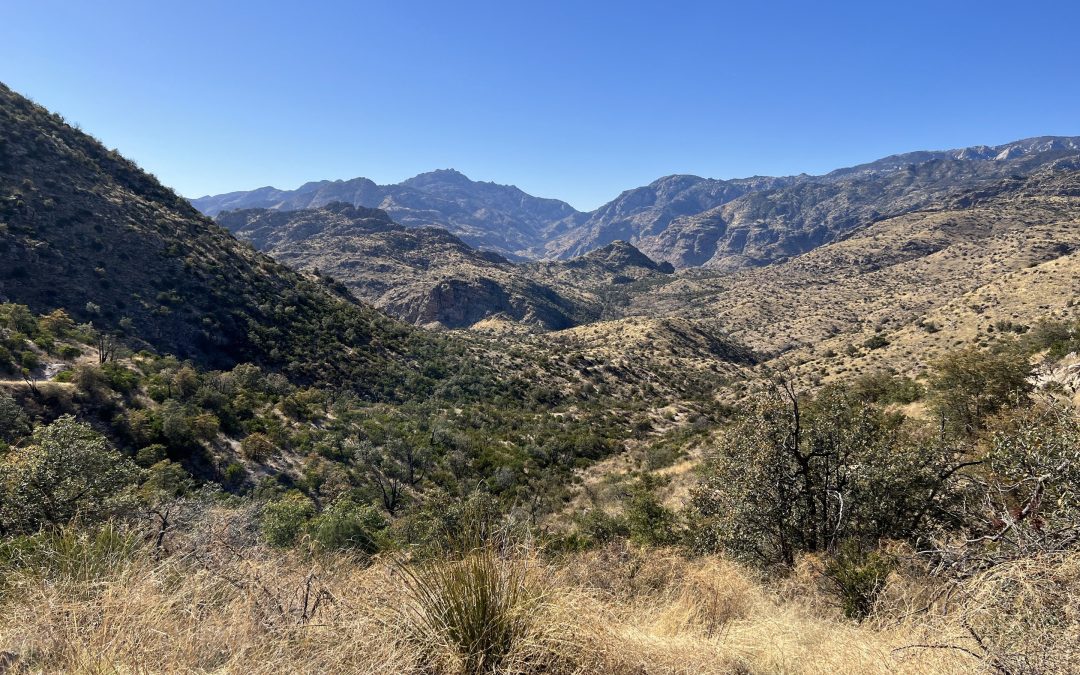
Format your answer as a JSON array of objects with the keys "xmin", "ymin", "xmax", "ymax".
[{"xmin": 4, "ymin": 1, "xmax": 1079, "ymax": 210}]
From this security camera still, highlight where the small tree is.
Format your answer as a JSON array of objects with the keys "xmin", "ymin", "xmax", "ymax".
[
  {"xmin": 0, "ymin": 415, "xmax": 138, "ymax": 533},
  {"xmin": 930, "ymin": 347, "xmax": 1033, "ymax": 437}
]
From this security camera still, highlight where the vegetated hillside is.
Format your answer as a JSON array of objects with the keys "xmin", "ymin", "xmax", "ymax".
[
  {"xmin": 218, "ymin": 204, "xmax": 674, "ymax": 330},
  {"xmin": 0, "ymin": 82, "xmax": 467, "ymax": 395},
  {"xmin": 193, "ymin": 168, "xmax": 584, "ymax": 258},
  {"xmin": 629, "ymin": 161, "xmax": 1080, "ymax": 380}
]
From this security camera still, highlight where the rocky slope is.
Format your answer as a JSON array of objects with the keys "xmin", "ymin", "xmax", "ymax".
[
  {"xmin": 218, "ymin": 204, "xmax": 673, "ymax": 330},
  {"xmin": 557, "ymin": 137, "xmax": 1080, "ymax": 269},
  {"xmin": 193, "ymin": 169, "xmax": 583, "ymax": 258}
]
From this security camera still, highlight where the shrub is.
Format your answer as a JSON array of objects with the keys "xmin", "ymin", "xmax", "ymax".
[
  {"xmin": 823, "ymin": 540, "xmax": 892, "ymax": 619},
  {"xmin": 261, "ymin": 494, "xmax": 315, "ymax": 547},
  {"xmin": 399, "ymin": 545, "xmax": 534, "ymax": 674},
  {"xmin": 308, "ymin": 498, "xmax": 386, "ymax": 553},
  {"xmin": 930, "ymin": 347, "xmax": 1033, "ymax": 437},
  {"xmin": 241, "ymin": 432, "xmax": 276, "ymax": 461},
  {"xmin": 0, "ymin": 415, "xmax": 139, "ymax": 533}
]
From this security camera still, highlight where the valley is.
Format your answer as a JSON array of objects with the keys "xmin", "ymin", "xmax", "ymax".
[{"xmin": 2, "ymin": 79, "xmax": 1079, "ymax": 674}]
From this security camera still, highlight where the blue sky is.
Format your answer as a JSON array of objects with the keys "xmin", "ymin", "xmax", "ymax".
[{"xmin": 4, "ymin": 1, "xmax": 1079, "ymax": 210}]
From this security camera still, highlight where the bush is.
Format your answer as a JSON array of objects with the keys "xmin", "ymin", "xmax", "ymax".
[
  {"xmin": 930, "ymin": 347, "xmax": 1032, "ymax": 437},
  {"xmin": 0, "ymin": 415, "xmax": 139, "ymax": 533},
  {"xmin": 308, "ymin": 498, "xmax": 386, "ymax": 553},
  {"xmin": 823, "ymin": 540, "xmax": 892, "ymax": 619},
  {"xmin": 241, "ymin": 432, "xmax": 276, "ymax": 461},
  {"xmin": 261, "ymin": 494, "xmax": 315, "ymax": 547}
]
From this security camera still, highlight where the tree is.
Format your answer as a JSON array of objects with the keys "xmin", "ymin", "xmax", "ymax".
[
  {"xmin": 930, "ymin": 347, "xmax": 1033, "ymax": 437},
  {"xmin": 0, "ymin": 415, "xmax": 138, "ymax": 533},
  {"xmin": 690, "ymin": 385, "xmax": 967, "ymax": 567},
  {"xmin": 0, "ymin": 392, "xmax": 30, "ymax": 444}
]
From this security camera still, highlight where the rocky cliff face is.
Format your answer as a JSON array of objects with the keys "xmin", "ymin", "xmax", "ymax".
[{"xmin": 558, "ymin": 138, "xmax": 1080, "ymax": 269}]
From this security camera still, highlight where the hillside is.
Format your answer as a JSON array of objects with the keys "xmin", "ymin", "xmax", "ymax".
[
  {"xmin": 0, "ymin": 82, "xmax": 467, "ymax": 395},
  {"xmin": 194, "ymin": 169, "xmax": 583, "ymax": 258},
  {"xmin": 626, "ymin": 161, "xmax": 1080, "ymax": 379},
  {"xmin": 218, "ymin": 204, "xmax": 673, "ymax": 330}
]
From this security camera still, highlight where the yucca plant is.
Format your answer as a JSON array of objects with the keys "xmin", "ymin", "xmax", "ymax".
[{"xmin": 399, "ymin": 544, "xmax": 534, "ymax": 674}]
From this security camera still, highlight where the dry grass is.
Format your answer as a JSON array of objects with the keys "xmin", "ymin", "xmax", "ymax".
[{"xmin": 5, "ymin": 525, "xmax": 1071, "ymax": 674}]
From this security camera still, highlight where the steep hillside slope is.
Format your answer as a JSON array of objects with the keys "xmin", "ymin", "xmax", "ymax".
[
  {"xmin": 0, "ymin": 82, "xmax": 457, "ymax": 394},
  {"xmin": 193, "ymin": 169, "xmax": 583, "ymax": 257},
  {"xmin": 218, "ymin": 204, "xmax": 673, "ymax": 330}
]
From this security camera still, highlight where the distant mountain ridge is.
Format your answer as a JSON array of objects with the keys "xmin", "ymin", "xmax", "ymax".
[
  {"xmin": 193, "ymin": 136, "xmax": 1080, "ymax": 269},
  {"xmin": 193, "ymin": 169, "xmax": 583, "ymax": 258}
]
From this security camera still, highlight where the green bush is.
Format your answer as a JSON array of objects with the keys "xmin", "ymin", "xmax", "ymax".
[
  {"xmin": 261, "ymin": 494, "xmax": 315, "ymax": 547},
  {"xmin": 824, "ymin": 540, "xmax": 892, "ymax": 619},
  {"xmin": 308, "ymin": 498, "xmax": 386, "ymax": 553},
  {"xmin": 0, "ymin": 415, "xmax": 139, "ymax": 533}
]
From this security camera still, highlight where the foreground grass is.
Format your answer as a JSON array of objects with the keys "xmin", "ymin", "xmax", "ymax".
[{"xmin": 6, "ymin": 526, "xmax": 1073, "ymax": 674}]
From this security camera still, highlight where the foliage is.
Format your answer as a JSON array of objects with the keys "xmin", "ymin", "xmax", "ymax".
[
  {"xmin": 260, "ymin": 493, "xmax": 316, "ymax": 547},
  {"xmin": 691, "ymin": 386, "xmax": 964, "ymax": 566},
  {"xmin": 0, "ymin": 415, "xmax": 138, "ymax": 534},
  {"xmin": 308, "ymin": 497, "xmax": 386, "ymax": 553},
  {"xmin": 930, "ymin": 346, "xmax": 1033, "ymax": 437},
  {"xmin": 823, "ymin": 540, "xmax": 892, "ymax": 619}
]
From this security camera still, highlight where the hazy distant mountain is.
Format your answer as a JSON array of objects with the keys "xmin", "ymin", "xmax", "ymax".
[
  {"xmin": 193, "ymin": 169, "xmax": 584, "ymax": 258},
  {"xmin": 218, "ymin": 203, "xmax": 673, "ymax": 330},
  {"xmin": 196, "ymin": 137, "xmax": 1080, "ymax": 271}
]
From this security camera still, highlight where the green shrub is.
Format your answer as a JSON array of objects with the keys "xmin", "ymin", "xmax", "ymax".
[
  {"xmin": 0, "ymin": 415, "xmax": 139, "ymax": 533},
  {"xmin": 824, "ymin": 540, "xmax": 892, "ymax": 619},
  {"xmin": 261, "ymin": 494, "xmax": 315, "ymax": 547},
  {"xmin": 308, "ymin": 498, "xmax": 386, "ymax": 553},
  {"xmin": 241, "ymin": 432, "xmax": 276, "ymax": 461}
]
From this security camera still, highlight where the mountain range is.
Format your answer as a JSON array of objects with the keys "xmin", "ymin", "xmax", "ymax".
[{"xmin": 193, "ymin": 137, "xmax": 1080, "ymax": 269}]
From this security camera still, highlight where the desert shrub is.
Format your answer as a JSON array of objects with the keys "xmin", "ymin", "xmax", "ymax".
[
  {"xmin": 850, "ymin": 371, "xmax": 924, "ymax": 404},
  {"xmin": 978, "ymin": 402, "xmax": 1080, "ymax": 556},
  {"xmin": 573, "ymin": 508, "xmax": 630, "ymax": 546},
  {"xmin": 0, "ymin": 392, "xmax": 30, "ymax": 444},
  {"xmin": 690, "ymin": 387, "xmax": 963, "ymax": 566},
  {"xmin": 399, "ymin": 544, "xmax": 535, "ymax": 674},
  {"xmin": 134, "ymin": 443, "xmax": 168, "ymax": 467},
  {"xmin": 624, "ymin": 475, "xmax": 679, "ymax": 546},
  {"xmin": 823, "ymin": 540, "xmax": 892, "ymax": 619},
  {"xmin": 308, "ymin": 497, "xmax": 386, "ymax": 553},
  {"xmin": 863, "ymin": 334, "xmax": 890, "ymax": 350},
  {"xmin": 241, "ymin": 431, "xmax": 276, "ymax": 461},
  {"xmin": 930, "ymin": 347, "xmax": 1033, "ymax": 436}
]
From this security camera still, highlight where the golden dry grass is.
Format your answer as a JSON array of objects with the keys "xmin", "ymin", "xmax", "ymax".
[{"xmin": 6, "ymin": 528, "xmax": 1068, "ymax": 674}]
